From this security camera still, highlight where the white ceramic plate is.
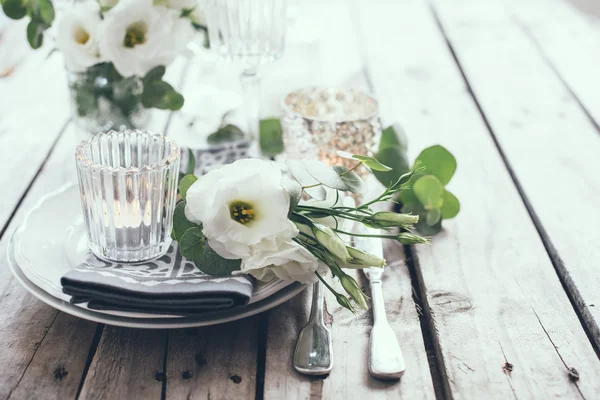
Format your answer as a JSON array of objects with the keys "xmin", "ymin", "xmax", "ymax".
[{"xmin": 7, "ymin": 184, "xmax": 306, "ymax": 328}]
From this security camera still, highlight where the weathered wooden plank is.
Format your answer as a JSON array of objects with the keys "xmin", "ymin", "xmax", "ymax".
[
  {"xmin": 78, "ymin": 327, "xmax": 167, "ymax": 400},
  {"xmin": 506, "ymin": 0, "xmax": 600, "ymax": 128},
  {"xmin": 435, "ymin": 0, "xmax": 600, "ymax": 354},
  {"xmin": 357, "ymin": 0, "xmax": 600, "ymax": 398},
  {"xmin": 8, "ymin": 314, "xmax": 98, "ymax": 400},
  {"xmin": 0, "ymin": 47, "xmax": 70, "ymax": 233},
  {"xmin": 0, "ymin": 54, "xmax": 187, "ymax": 399},
  {"xmin": 262, "ymin": 2, "xmax": 436, "ymax": 399},
  {"xmin": 165, "ymin": 319, "xmax": 259, "ymax": 399},
  {"xmin": 264, "ymin": 242, "xmax": 436, "ymax": 400}
]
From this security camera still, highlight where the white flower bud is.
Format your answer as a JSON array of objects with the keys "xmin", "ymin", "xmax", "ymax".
[{"xmin": 312, "ymin": 223, "xmax": 351, "ymax": 262}]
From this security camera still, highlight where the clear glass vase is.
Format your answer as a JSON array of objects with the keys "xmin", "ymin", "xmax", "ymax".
[
  {"xmin": 67, "ymin": 63, "xmax": 151, "ymax": 135},
  {"xmin": 75, "ymin": 130, "xmax": 180, "ymax": 262}
]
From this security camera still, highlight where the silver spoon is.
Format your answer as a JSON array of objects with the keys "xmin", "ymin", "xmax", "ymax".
[{"xmin": 293, "ymin": 281, "xmax": 333, "ymax": 375}]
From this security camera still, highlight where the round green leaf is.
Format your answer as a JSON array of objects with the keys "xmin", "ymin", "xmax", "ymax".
[
  {"xmin": 2, "ymin": 0, "xmax": 27, "ymax": 19},
  {"xmin": 425, "ymin": 208, "xmax": 441, "ymax": 226},
  {"xmin": 259, "ymin": 118, "xmax": 284, "ymax": 156},
  {"xmin": 207, "ymin": 124, "xmax": 244, "ymax": 145},
  {"xmin": 352, "ymin": 155, "xmax": 392, "ymax": 171},
  {"xmin": 414, "ymin": 145, "xmax": 457, "ymax": 185},
  {"xmin": 34, "ymin": 0, "xmax": 55, "ymax": 25},
  {"xmin": 178, "ymin": 174, "xmax": 198, "ymax": 201},
  {"xmin": 193, "ymin": 245, "xmax": 242, "ymax": 277},
  {"xmin": 332, "ymin": 165, "xmax": 367, "ymax": 194},
  {"xmin": 441, "ymin": 189, "xmax": 460, "ymax": 219},
  {"xmin": 179, "ymin": 227, "xmax": 205, "ymax": 261},
  {"xmin": 27, "ymin": 21, "xmax": 45, "ymax": 49},
  {"xmin": 141, "ymin": 80, "xmax": 184, "ymax": 110},
  {"xmin": 143, "ymin": 66, "xmax": 166, "ymax": 82},
  {"xmin": 373, "ymin": 147, "xmax": 410, "ymax": 187},
  {"xmin": 185, "ymin": 149, "xmax": 196, "ymax": 175},
  {"xmin": 304, "ymin": 160, "xmax": 347, "ymax": 190},
  {"xmin": 172, "ymin": 201, "xmax": 200, "ymax": 241},
  {"xmin": 413, "ymin": 175, "xmax": 444, "ymax": 209},
  {"xmin": 379, "ymin": 124, "xmax": 408, "ymax": 152}
]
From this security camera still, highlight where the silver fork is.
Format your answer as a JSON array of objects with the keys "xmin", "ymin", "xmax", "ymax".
[
  {"xmin": 292, "ymin": 281, "xmax": 333, "ymax": 375},
  {"xmin": 357, "ymin": 232, "xmax": 406, "ymax": 380}
]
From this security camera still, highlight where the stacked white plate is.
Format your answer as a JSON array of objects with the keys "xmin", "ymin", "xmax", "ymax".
[{"xmin": 8, "ymin": 185, "xmax": 305, "ymax": 328}]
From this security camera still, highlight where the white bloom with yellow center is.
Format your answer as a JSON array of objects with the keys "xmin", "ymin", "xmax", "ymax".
[
  {"xmin": 185, "ymin": 159, "xmax": 298, "ymax": 260},
  {"xmin": 56, "ymin": 2, "xmax": 103, "ymax": 72},
  {"xmin": 235, "ymin": 239, "xmax": 328, "ymax": 283},
  {"xmin": 98, "ymin": 0, "xmax": 195, "ymax": 77}
]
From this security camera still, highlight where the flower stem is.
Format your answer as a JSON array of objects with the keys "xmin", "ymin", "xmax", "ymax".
[
  {"xmin": 330, "ymin": 227, "xmax": 398, "ymax": 239},
  {"xmin": 339, "ymin": 161, "xmax": 363, "ymax": 176}
]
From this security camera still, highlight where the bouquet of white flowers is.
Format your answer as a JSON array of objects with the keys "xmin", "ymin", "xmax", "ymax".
[
  {"xmin": 173, "ymin": 154, "xmax": 429, "ymax": 312},
  {"xmin": 2, "ymin": 0, "xmax": 205, "ymax": 130}
]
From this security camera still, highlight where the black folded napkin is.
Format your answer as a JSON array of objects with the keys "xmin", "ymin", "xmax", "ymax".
[{"xmin": 61, "ymin": 245, "xmax": 254, "ymax": 315}]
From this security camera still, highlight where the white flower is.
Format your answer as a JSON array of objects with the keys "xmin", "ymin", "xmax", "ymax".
[
  {"xmin": 98, "ymin": 0, "xmax": 195, "ymax": 77},
  {"xmin": 235, "ymin": 239, "xmax": 328, "ymax": 283},
  {"xmin": 185, "ymin": 159, "xmax": 298, "ymax": 260},
  {"xmin": 56, "ymin": 2, "xmax": 103, "ymax": 72}
]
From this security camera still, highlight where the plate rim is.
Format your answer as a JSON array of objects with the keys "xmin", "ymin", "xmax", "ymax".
[
  {"xmin": 8, "ymin": 235, "xmax": 306, "ymax": 328},
  {"xmin": 7, "ymin": 184, "xmax": 307, "ymax": 328}
]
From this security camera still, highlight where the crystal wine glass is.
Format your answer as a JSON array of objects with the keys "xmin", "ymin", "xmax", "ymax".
[{"xmin": 203, "ymin": 0, "xmax": 288, "ymax": 140}]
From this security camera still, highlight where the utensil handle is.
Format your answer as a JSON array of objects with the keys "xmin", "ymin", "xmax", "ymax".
[
  {"xmin": 309, "ymin": 281, "xmax": 325, "ymax": 324},
  {"xmin": 369, "ymin": 280, "xmax": 405, "ymax": 379}
]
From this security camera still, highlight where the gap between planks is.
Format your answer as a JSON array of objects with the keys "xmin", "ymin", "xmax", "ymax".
[
  {"xmin": 427, "ymin": 0, "xmax": 600, "ymax": 358},
  {"xmin": 350, "ymin": 0, "xmax": 449, "ymax": 397}
]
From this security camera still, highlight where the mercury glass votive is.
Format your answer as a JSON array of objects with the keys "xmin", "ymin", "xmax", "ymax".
[
  {"xmin": 281, "ymin": 88, "xmax": 381, "ymax": 171},
  {"xmin": 75, "ymin": 130, "xmax": 180, "ymax": 263}
]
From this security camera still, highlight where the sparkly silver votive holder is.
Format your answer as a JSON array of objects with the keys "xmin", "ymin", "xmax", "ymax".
[
  {"xmin": 75, "ymin": 130, "xmax": 180, "ymax": 263},
  {"xmin": 281, "ymin": 87, "xmax": 381, "ymax": 170}
]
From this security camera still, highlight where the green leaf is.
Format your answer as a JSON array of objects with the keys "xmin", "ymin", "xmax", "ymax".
[
  {"xmin": 304, "ymin": 160, "xmax": 347, "ymax": 190},
  {"xmin": 399, "ymin": 187, "xmax": 418, "ymax": 205},
  {"xmin": 413, "ymin": 175, "xmax": 444, "ymax": 209},
  {"xmin": 425, "ymin": 208, "xmax": 441, "ymax": 226},
  {"xmin": 417, "ymin": 217, "xmax": 442, "ymax": 235},
  {"xmin": 26, "ymin": 20, "xmax": 45, "ymax": 49},
  {"xmin": 186, "ymin": 149, "xmax": 196, "ymax": 175},
  {"xmin": 372, "ymin": 147, "xmax": 410, "ymax": 187},
  {"xmin": 414, "ymin": 145, "xmax": 457, "ymax": 185},
  {"xmin": 259, "ymin": 118, "xmax": 284, "ymax": 156},
  {"xmin": 143, "ymin": 66, "xmax": 166, "ymax": 83},
  {"xmin": 352, "ymin": 155, "xmax": 392, "ymax": 171},
  {"xmin": 178, "ymin": 174, "xmax": 198, "ymax": 201},
  {"xmin": 172, "ymin": 201, "xmax": 201, "ymax": 241},
  {"xmin": 193, "ymin": 245, "xmax": 242, "ymax": 277},
  {"xmin": 441, "ymin": 189, "xmax": 460, "ymax": 219},
  {"xmin": 2, "ymin": 0, "xmax": 27, "ymax": 19},
  {"xmin": 34, "ymin": 0, "xmax": 54, "ymax": 25},
  {"xmin": 179, "ymin": 227, "xmax": 205, "ymax": 261},
  {"xmin": 380, "ymin": 124, "xmax": 408, "ymax": 152},
  {"xmin": 141, "ymin": 80, "xmax": 184, "ymax": 110},
  {"xmin": 207, "ymin": 124, "xmax": 245, "ymax": 145},
  {"xmin": 332, "ymin": 165, "xmax": 367, "ymax": 194}
]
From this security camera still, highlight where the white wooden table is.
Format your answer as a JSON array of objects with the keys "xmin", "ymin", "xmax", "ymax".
[{"xmin": 1, "ymin": 0, "xmax": 600, "ymax": 398}]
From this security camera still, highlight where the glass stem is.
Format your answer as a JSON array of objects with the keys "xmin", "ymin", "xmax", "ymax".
[{"xmin": 240, "ymin": 67, "xmax": 261, "ymax": 141}]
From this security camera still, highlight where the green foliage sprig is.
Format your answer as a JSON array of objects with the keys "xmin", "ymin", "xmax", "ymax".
[
  {"xmin": 1, "ymin": 0, "xmax": 54, "ymax": 48},
  {"xmin": 172, "ymin": 150, "xmax": 429, "ymax": 312},
  {"xmin": 372, "ymin": 125, "xmax": 460, "ymax": 235}
]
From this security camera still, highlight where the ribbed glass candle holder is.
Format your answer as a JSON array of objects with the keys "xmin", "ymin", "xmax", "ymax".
[{"xmin": 75, "ymin": 130, "xmax": 180, "ymax": 262}]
